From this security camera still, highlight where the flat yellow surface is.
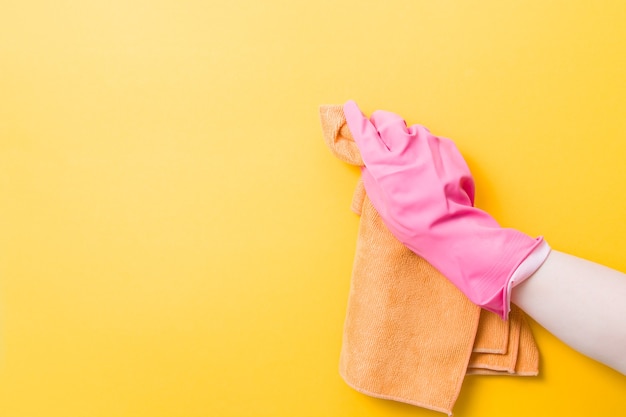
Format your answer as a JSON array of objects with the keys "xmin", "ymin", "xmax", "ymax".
[{"xmin": 1, "ymin": 1, "xmax": 625, "ymax": 416}]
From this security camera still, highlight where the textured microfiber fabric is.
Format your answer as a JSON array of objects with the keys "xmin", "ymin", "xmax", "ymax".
[
  {"xmin": 468, "ymin": 309, "xmax": 539, "ymax": 376},
  {"xmin": 320, "ymin": 104, "xmax": 539, "ymax": 415}
]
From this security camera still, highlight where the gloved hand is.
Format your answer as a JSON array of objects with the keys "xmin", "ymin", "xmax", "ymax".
[{"xmin": 343, "ymin": 100, "xmax": 549, "ymax": 319}]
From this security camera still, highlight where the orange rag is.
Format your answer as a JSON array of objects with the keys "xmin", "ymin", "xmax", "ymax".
[{"xmin": 320, "ymin": 104, "xmax": 539, "ymax": 415}]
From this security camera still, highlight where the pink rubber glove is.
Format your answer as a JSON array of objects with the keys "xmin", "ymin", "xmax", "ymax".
[{"xmin": 343, "ymin": 100, "xmax": 549, "ymax": 319}]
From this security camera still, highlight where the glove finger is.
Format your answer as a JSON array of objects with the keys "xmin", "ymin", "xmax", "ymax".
[
  {"xmin": 438, "ymin": 137, "xmax": 476, "ymax": 205},
  {"xmin": 370, "ymin": 110, "xmax": 411, "ymax": 152},
  {"xmin": 343, "ymin": 101, "xmax": 390, "ymax": 166}
]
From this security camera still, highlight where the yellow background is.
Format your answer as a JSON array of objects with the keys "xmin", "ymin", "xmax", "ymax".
[{"xmin": 1, "ymin": 1, "xmax": 625, "ymax": 416}]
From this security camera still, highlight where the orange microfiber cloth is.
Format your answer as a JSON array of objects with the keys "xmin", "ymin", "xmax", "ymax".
[{"xmin": 320, "ymin": 104, "xmax": 539, "ymax": 415}]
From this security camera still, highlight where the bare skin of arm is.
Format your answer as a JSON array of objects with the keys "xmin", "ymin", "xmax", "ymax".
[{"xmin": 512, "ymin": 250, "xmax": 626, "ymax": 375}]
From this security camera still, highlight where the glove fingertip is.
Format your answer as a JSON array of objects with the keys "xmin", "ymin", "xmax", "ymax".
[
  {"xmin": 343, "ymin": 100, "xmax": 388, "ymax": 157},
  {"xmin": 342, "ymin": 100, "xmax": 362, "ymax": 125}
]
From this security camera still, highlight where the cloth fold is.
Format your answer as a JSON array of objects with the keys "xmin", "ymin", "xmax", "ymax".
[{"xmin": 320, "ymin": 104, "xmax": 539, "ymax": 415}]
